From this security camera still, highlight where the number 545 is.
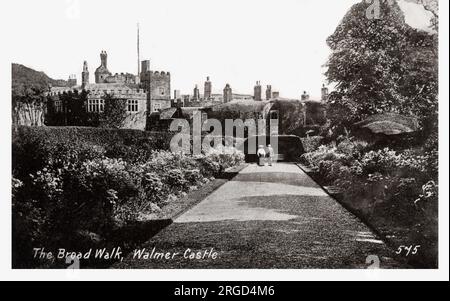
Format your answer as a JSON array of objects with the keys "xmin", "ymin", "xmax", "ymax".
[{"xmin": 396, "ymin": 245, "xmax": 421, "ymax": 256}]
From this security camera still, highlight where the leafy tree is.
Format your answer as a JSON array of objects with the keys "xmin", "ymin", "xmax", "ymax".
[
  {"xmin": 325, "ymin": 0, "xmax": 438, "ymax": 130},
  {"xmin": 326, "ymin": 1, "xmax": 409, "ymax": 119},
  {"xmin": 45, "ymin": 89, "xmax": 100, "ymax": 127},
  {"xmin": 64, "ymin": 89, "xmax": 92, "ymax": 126},
  {"xmin": 12, "ymin": 86, "xmax": 47, "ymax": 126},
  {"xmin": 100, "ymin": 94, "xmax": 127, "ymax": 129},
  {"xmin": 44, "ymin": 95, "xmax": 62, "ymax": 126}
]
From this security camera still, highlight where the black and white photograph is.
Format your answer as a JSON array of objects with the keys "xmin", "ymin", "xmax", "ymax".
[{"xmin": 1, "ymin": 0, "xmax": 448, "ymax": 283}]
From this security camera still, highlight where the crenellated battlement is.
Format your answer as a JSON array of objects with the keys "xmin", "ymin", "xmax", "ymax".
[
  {"xmin": 147, "ymin": 70, "xmax": 171, "ymax": 77},
  {"xmin": 49, "ymin": 85, "xmax": 148, "ymax": 99}
]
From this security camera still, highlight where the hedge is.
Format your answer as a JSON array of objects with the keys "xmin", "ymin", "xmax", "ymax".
[{"xmin": 12, "ymin": 126, "xmax": 175, "ymax": 179}]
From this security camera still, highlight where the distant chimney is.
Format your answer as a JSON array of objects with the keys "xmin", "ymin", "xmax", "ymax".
[
  {"xmin": 301, "ymin": 91, "xmax": 310, "ymax": 101},
  {"xmin": 68, "ymin": 74, "xmax": 77, "ymax": 87},
  {"xmin": 254, "ymin": 81, "xmax": 262, "ymax": 101},
  {"xmin": 100, "ymin": 51, "xmax": 108, "ymax": 68},
  {"xmin": 82, "ymin": 61, "xmax": 89, "ymax": 88},
  {"xmin": 193, "ymin": 84, "xmax": 200, "ymax": 100},
  {"xmin": 204, "ymin": 76, "xmax": 212, "ymax": 99},
  {"xmin": 266, "ymin": 85, "xmax": 272, "ymax": 100},
  {"xmin": 321, "ymin": 84, "xmax": 329, "ymax": 102},
  {"xmin": 223, "ymin": 84, "xmax": 232, "ymax": 103}
]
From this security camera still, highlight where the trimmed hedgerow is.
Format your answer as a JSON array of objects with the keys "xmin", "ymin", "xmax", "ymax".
[{"xmin": 12, "ymin": 126, "xmax": 175, "ymax": 178}]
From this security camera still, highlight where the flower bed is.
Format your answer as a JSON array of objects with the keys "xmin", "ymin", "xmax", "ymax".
[
  {"xmin": 12, "ymin": 126, "xmax": 244, "ymax": 268},
  {"xmin": 301, "ymin": 138, "xmax": 438, "ymax": 268}
]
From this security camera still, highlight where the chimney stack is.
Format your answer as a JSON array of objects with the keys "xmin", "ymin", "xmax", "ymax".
[{"xmin": 254, "ymin": 81, "xmax": 262, "ymax": 101}]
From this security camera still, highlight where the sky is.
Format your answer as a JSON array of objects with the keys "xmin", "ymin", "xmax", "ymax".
[{"xmin": 3, "ymin": 0, "xmax": 433, "ymax": 99}]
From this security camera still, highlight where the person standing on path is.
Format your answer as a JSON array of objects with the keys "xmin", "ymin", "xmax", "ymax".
[
  {"xmin": 266, "ymin": 144, "xmax": 274, "ymax": 166},
  {"xmin": 257, "ymin": 145, "xmax": 266, "ymax": 166}
]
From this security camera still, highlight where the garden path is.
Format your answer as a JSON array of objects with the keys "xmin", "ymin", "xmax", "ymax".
[{"xmin": 116, "ymin": 163, "xmax": 405, "ymax": 269}]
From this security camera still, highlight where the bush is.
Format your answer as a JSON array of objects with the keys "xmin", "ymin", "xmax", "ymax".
[
  {"xmin": 301, "ymin": 136, "xmax": 324, "ymax": 153},
  {"xmin": 301, "ymin": 144, "xmax": 350, "ymax": 170},
  {"xmin": 12, "ymin": 128, "xmax": 245, "ymax": 267},
  {"xmin": 336, "ymin": 139, "xmax": 369, "ymax": 157},
  {"xmin": 359, "ymin": 148, "xmax": 403, "ymax": 175}
]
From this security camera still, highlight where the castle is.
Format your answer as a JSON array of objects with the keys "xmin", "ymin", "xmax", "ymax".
[
  {"xmin": 45, "ymin": 24, "xmax": 329, "ymax": 131},
  {"xmin": 49, "ymin": 50, "xmax": 171, "ymax": 130}
]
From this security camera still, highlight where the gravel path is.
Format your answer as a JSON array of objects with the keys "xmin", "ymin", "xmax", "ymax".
[{"xmin": 115, "ymin": 163, "xmax": 405, "ymax": 269}]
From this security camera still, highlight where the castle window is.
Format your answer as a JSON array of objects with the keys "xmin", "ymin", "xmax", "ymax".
[
  {"xmin": 202, "ymin": 113, "xmax": 208, "ymax": 123},
  {"xmin": 159, "ymin": 87, "xmax": 165, "ymax": 96},
  {"xmin": 269, "ymin": 110, "xmax": 279, "ymax": 120},
  {"xmin": 153, "ymin": 103, "xmax": 161, "ymax": 112},
  {"xmin": 128, "ymin": 99, "xmax": 139, "ymax": 112},
  {"xmin": 54, "ymin": 100, "xmax": 63, "ymax": 113},
  {"xmin": 87, "ymin": 99, "xmax": 104, "ymax": 113}
]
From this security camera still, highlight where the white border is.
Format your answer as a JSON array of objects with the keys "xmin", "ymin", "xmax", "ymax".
[{"xmin": 0, "ymin": 0, "xmax": 448, "ymax": 281}]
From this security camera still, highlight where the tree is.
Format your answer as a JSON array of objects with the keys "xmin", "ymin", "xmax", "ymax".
[
  {"xmin": 326, "ymin": 1, "xmax": 409, "ymax": 119},
  {"xmin": 100, "ymin": 94, "xmax": 127, "ymax": 129},
  {"xmin": 64, "ymin": 89, "xmax": 91, "ymax": 126},
  {"xmin": 325, "ymin": 0, "xmax": 438, "ymax": 131},
  {"xmin": 12, "ymin": 86, "xmax": 47, "ymax": 126}
]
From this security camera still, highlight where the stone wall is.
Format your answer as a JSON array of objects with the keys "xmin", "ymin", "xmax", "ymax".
[{"xmin": 150, "ymin": 99, "xmax": 171, "ymax": 114}]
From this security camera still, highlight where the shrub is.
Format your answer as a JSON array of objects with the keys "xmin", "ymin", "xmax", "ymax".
[
  {"xmin": 301, "ymin": 144, "xmax": 349, "ymax": 170},
  {"xmin": 359, "ymin": 148, "xmax": 402, "ymax": 175},
  {"xmin": 414, "ymin": 180, "xmax": 438, "ymax": 217},
  {"xmin": 12, "ymin": 128, "xmax": 245, "ymax": 268},
  {"xmin": 301, "ymin": 136, "xmax": 324, "ymax": 153},
  {"xmin": 336, "ymin": 139, "xmax": 369, "ymax": 158}
]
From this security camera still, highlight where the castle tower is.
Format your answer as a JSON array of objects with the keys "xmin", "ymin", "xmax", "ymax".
[
  {"xmin": 204, "ymin": 76, "xmax": 212, "ymax": 100},
  {"xmin": 95, "ymin": 50, "xmax": 112, "ymax": 83},
  {"xmin": 223, "ymin": 84, "xmax": 232, "ymax": 103},
  {"xmin": 82, "ymin": 61, "xmax": 89, "ymax": 89},
  {"xmin": 321, "ymin": 84, "xmax": 329, "ymax": 102},
  {"xmin": 254, "ymin": 81, "xmax": 262, "ymax": 101},
  {"xmin": 266, "ymin": 85, "xmax": 272, "ymax": 100},
  {"xmin": 147, "ymin": 71, "xmax": 171, "ymax": 115},
  {"xmin": 193, "ymin": 85, "xmax": 200, "ymax": 101}
]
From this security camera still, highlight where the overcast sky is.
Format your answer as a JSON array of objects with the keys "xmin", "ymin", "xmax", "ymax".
[{"xmin": 4, "ymin": 0, "xmax": 433, "ymax": 98}]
